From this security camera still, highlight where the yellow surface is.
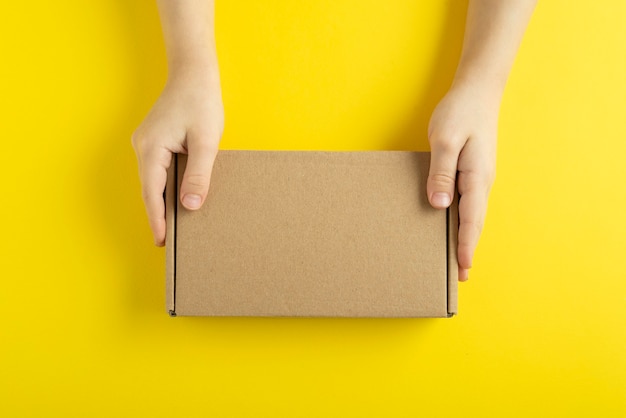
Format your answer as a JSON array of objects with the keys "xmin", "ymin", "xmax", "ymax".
[{"xmin": 1, "ymin": 0, "xmax": 624, "ymax": 416}]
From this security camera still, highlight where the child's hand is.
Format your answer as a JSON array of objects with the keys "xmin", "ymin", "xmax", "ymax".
[
  {"xmin": 427, "ymin": 82, "xmax": 498, "ymax": 281},
  {"xmin": 429, "ymin": 0, "xmax": 536, "ymax": 280},
  {"xmin": 132, "ymin": 72, "xmax": 224, "ymax": 246}
]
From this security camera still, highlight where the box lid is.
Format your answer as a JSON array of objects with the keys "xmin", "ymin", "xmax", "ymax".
[{"xmin": 166, "ymin": 151, "xmax": 457, "ymax": 317}]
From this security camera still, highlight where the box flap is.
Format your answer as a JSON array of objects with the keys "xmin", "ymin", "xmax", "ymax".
[
  {"xmin": 447, "ymin": 192, "xmax": 459, "ymax": 316},
  {"xmin": 165, "ymin": 155, "xmax": 177, "ymax": 316}
]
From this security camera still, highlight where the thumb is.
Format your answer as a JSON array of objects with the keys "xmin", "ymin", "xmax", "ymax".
[
  {"xmin": 180, "ymin": 139, "xmax": 218, "ymax": 210},
  {"xmin": 427, "ymin": 142, "xmax": 459, "ymax": 209}
]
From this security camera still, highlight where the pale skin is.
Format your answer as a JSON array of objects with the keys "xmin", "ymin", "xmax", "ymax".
[{"xmin": 132, "ymin": 0, "xmax": 536, "ymax": 281}]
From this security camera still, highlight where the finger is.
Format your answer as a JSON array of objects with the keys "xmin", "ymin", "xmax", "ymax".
[
  {"xmin": 140, "ymin": 149, "xmax": 171, "ymax": 246},
  {"xmin": 456, "ymin": 172, "xmax": 489, "ymax": 271},
  {"xmin": 427, "ymin": 139, "xmax": 460, "ymax": 209},
  {"xmin": 179, "ymin": 136, "xmax": 218, "ymax": 210},
  {"xmin": 458, "ymin": 266, "xmax": 469, "ymax": 282}
]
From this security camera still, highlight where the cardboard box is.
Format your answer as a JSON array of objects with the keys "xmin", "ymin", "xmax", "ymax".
[{"xmin": 166, "ymin": 151, "xmax": 458, "ymax": 317}]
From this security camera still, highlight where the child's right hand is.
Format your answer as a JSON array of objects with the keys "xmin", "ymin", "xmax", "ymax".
[{"xmin": 132, "ymin": 71, "xmax": 224, "ymax": 246}]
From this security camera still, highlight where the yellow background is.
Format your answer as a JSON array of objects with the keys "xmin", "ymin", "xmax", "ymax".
[{"xmin": 1, "ymin": 1, "xmax": 624, "ymax": 416}]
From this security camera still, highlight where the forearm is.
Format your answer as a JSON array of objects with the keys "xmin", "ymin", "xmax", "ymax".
[
  {"xmin": 156, "ymin": 0, "xmax": 219, "ymax": 81},
  {"xmin": 453, "ymin": 0, "xmax": 536, "ymax": 100}
]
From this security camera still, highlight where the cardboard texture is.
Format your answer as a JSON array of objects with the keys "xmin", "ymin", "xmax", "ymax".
[{"xmin": 166, "ymin": 151, "xmax": 458, "ymax": 318}]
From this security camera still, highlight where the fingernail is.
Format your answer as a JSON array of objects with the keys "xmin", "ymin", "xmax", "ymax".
[
  {"xmin": 432, "ymin": 192, "xmax": 451, "ymax": 208},
  {"xmin": 183, "ymin": 194, "xmax": 202, "ymax": 210}
]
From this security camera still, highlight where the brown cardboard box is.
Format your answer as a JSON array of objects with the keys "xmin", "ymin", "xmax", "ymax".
[{"xmin": 166, "ymin": 151, "xmax": 458, "ymax": 317}]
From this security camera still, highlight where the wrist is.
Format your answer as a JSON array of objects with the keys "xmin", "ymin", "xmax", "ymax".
[
  {"xmin": 450, "ymin": 72, "xmax": 504, "ymax": 110},
  {"xmin": 166, "ymin": 55, "xmax": 221, "ymax": 89},
  {"xmin": 451, "ymin": 53, "xmax": 512, "ymax": 105}
]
